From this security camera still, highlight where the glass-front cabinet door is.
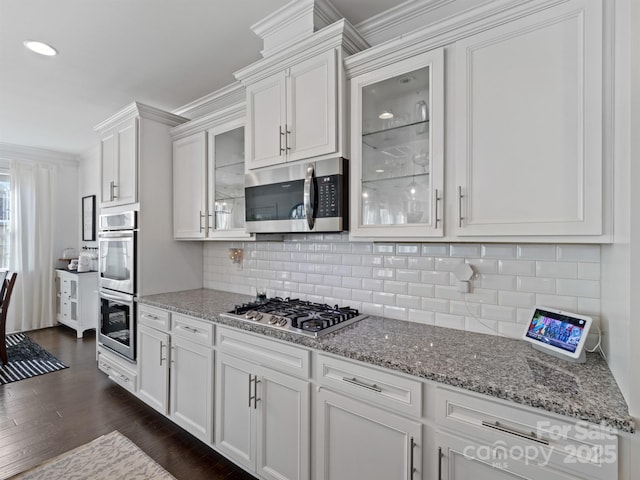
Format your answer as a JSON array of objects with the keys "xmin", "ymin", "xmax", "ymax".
[
  {"xmin": 350, "ymin": 48, "xmax": 444, "ymax": 238},
  {"xmin": 207, "ymin": 120, "xmax": 251, "ymax": 239}
]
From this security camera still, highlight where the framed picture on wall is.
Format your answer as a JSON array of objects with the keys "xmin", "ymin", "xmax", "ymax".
[{"xmin": 82, "ymin": 195, "xmax": 96, "ymax": 241}]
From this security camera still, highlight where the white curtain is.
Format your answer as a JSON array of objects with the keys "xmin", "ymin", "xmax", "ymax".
[{"xmin": 7, "ymin": 161, "xmax": 57, "ymax": 333}]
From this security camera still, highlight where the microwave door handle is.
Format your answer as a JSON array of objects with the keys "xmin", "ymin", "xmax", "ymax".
[{"xmin": 304, "ymin": 163, "xmax": 315, "ymax": 230}]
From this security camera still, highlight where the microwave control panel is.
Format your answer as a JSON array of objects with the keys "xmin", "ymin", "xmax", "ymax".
[{"xmin": 317, "ymin": 174, "xmax": 342, "ymax": 218}]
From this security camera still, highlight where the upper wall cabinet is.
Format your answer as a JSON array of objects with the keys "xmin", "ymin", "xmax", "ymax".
[
  {"xmin": 236, "ymin": 19, "xmax": 368, "ymax": 171},
  {"xmin": 349, "ymin": 49, "xmax": 445, "ymax": 239},
  {"xmin": 172, "ymin": 104, "xmax": 252, "ymax": 241},
  {"xmin": 453, "ymin": 0, "xmax": 603, "ymax": 237},
  {"xmin": 95, "ymin": 103, "xmax": 187, "ymax": 209},
  {"xmin": 246, "ymin": 49, "xmax": 337, "ymax": 169}
]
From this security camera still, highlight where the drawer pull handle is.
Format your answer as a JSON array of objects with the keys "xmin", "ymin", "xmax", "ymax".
[
  {"xmin": 481, "ymin": 421, "xmax": 549, "ymax": 445},
  {"xmin": 342, "ymin": 376, "xmax": 382, "ymax": 393},
  {"xmin": 182, "ymin": 325, "xmax": 200, "ymax": 334}
]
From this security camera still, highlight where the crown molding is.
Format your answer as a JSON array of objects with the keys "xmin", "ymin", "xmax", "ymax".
[
  {"xmin": 93, "ymin": 102, "xmax": 188, "ymax": 134},
  {"xmin": 355, "ymin": 0, "xmax": 456, "ymax": 46},
  {"xmin": 235, "ymin": 19, "xmax": 368, "ymax": 85},
  {"xmin": 0, "ymin": 142, "xmax": 80, "ymax": 167},
  {"xmin": 172, "ymin": 82, "xmax": 245, "ymax": 120},
  {"xmin": 170, "ymin": 102, "xmax": 246, "ymax": 140},
  {"xmin": 345, "ymin": 0, "xmax": 563, "ymax": 77}
]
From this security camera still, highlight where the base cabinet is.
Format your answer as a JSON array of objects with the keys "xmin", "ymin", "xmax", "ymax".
[
  {"xmin": 315, "ymin": 388, "xmax": 422, "ymax": 480},
  {"xmin": 437, "ymin": 431, "xmax": 578, "ymax": 480},
  {"xmin": 55, "ymin": 270, "xmax": 98, "ymax": 338},
  {"xmin": 137, "ymin": 323, "xmax": 170, "ymax": 415},
  {"xmin": 215, "ymin": 352, "xmax": 310, "ymax": 480}
]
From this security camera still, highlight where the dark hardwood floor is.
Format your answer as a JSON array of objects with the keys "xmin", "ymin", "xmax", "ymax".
[{"xmin": 0, "ymin": 326, "xmax": 257, "ymax": 480}]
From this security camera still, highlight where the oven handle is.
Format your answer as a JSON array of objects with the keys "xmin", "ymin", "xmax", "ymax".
[
  {"xmin": 303, "ymin": 163, "xmax": 315, "ymax": 230},
  {"xmin": 99, "ymin": 290, "xmax": 134, "ymax": 304},
  {"xmin": 98, "ymin": 230, "xmax": 135, "ymax": 239}
]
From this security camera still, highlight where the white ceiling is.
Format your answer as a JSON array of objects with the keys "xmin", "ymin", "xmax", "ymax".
[{"xmin": 0, "ymin": 0, "xmax": 402, "ymax": 157}]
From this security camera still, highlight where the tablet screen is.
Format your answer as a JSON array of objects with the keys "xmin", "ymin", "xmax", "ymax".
[{"xmin": 525, "ymin": 309, "xmax": 587, "ymax": 354}]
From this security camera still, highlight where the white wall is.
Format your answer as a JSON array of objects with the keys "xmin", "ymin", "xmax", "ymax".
[{"xmin": 54, "ymin": 164, "xmax": 80, "ymax": 263}]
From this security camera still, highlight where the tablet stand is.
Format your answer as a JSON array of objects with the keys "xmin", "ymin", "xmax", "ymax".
[{"xmin": 532, "ymin": 343, "xmax": 586, "ymax": 363}]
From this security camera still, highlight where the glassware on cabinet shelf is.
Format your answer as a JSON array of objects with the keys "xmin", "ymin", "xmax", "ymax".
[{"xmin": 214, "ymin": 126, "xmax": 245, "ymax": 231}]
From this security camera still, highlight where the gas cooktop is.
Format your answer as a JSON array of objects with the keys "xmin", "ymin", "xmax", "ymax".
[{"xmin": 221, "ymin": 297, "xmax": 367, "ymax": 337}]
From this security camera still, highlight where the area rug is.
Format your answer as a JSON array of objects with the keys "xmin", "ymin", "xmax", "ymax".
[
  {"xmin": 10, "ymin": 430, "xmax": 177, "ymax": 480},
  {"xmin": 0, "ymin": 333, "xmax": 68, "ymax": 385}
]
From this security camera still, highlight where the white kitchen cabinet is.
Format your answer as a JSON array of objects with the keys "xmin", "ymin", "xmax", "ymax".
[
  {"xmin": 316, "ymin": 387, "xmax": 422, "ymax": 480},
  {"xmin": 453, "ymin": 0, "xmax": 603, "ymax": 237},
  {"xmin": 246, "ymin": 49, "xmax": 337, "ymax": 169},
  {"xmin": 437, "ymin": 431, "xmax": 578, "ymax": 480},
  {"xmin": 215, "ymin": 352, "xmax": 310, "ymax": 480},
  {"xmin": 172, "ymin": 107, "xmax": 252, "ymax": 240},
  {"xmin": 169, "ymin": 335, "xmax": 214, "ymax": 443},
  {"xmin": 136, "ymin": 307, "xmax": 215, "ymax": 443},
  {"xmin": 55, "ymin": 270, "xmax": 98, "ymax": 338},
  {"xmin": 349, "ymin": 48, "xmax": 444, "ymax": 239},
  {"xmin": 99, "ymin": 116, "xmax": 137, "ymax": 207},
  {"xmin": 137, "ymin": 323, "xmax": 170, "ymax": 415}
]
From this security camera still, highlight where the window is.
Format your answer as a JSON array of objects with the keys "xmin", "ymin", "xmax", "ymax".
[{"xmin": 0, "ymin": 173, "xmax": 10, "ymax": 269}]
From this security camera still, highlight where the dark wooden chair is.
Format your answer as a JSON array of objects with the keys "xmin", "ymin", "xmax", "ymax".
[{"xmin": 0, "ymin": 272, "xmax": 18, "ymax": 365}]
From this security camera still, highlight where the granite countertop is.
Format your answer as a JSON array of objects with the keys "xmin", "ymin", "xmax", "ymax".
[{"xmin": 138, "ymin": 288, "xmax": 635, "ymax": 433}]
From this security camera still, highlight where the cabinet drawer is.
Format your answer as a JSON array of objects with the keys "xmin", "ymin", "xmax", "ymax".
[
  {"xmin": 316, "ymin": 354, "xmax": 422, "ymax": 418},
  {"xmin": 436, "ymin": 387, "xmax": 618, "ymax": 480},
  {"xmin": 217, "ymin": 326, "xmax": 310, "ymax": 379},
  {"xmin": 172, "ymin": 313, "xmax": 214, "ymax": 346},
  {"xmin": 97, "ymin": 347, "xmax": 138, "ymax": 393},
  {"xmin": 138, "ymin": 305, "xmax": 171, "ymax": 331}
]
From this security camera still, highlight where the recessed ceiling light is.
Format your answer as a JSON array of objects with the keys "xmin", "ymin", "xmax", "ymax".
[
  {"xmin": 23, "ymin": 40, "xmax": 57, "ymax": 56},
  {"xmin": 375, "ymin": 169, "xmax": 385, "ymax": 173},
  {"xmin": 378, "ymin": 110, "xmax": 394, "ymax": 120}
]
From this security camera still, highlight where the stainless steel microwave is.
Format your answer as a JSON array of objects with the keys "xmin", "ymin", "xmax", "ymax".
[{"xmin": 245, "ymin": 158, "xmax": 348, "ymax": 233}]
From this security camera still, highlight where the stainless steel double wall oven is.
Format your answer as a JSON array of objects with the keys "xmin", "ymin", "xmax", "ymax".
[{"xmin": 98, "ymin": 211, "xmax": 136, "ymax": 360}]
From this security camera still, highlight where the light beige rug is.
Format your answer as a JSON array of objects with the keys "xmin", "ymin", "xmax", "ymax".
[{"xmin": 11, "ymin": 431, "xmax": 177, "ymax": 480}]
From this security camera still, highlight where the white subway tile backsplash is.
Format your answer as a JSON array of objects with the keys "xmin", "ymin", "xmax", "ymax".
[
  {"xmin": 557, "ymin": 245, "xmax": 600, "ymax": 262},
  {"xmin": 421, "ymin": 244, "xmax": 449, "ymax": 256},
  {"xmin": 396, "ymin": 269, "xmax": 421, "ymax": 283},
  {"xmin": 481, "ymin": 304, "xmax": 516, "ymax": 322},
  {"xmin": 384, "ymin": 256, "xmax": 408, "ymax": 268},
  {"xmin": 535, "ymin": 294, "xmax": 577, "ymax": 311},
  {"xmin": 362, "ymin": 255, "xmax": 384, "ymax": 266},
  {"xmin": 204, "ymin": 240, "xmax": 601, "ymax": 342},
  {"xmin": 421, "ymin": 297, "xmax": 450, "ymax": 313},
  {"xmin": 408, "ymin": 283, "xmax": 434, "ymax": 297},
  {"xmin": 397, "ymin": 244, "xmax": 420, "ymax": 255},
  {"xmin": 478, "ymin": 274, "xmax": 516, "ymax": 290},
  {"xmin": 578, "ymin": 263, "xmax": 600, "ymax": 280},
  {"xmin": 407, "ymin": 309, "xmax": 435, "ymax": 325},
  {"xmin": 556, "ymin": 279, "xmax": 600, "ymax": 298},
  {"xmin": 517, "ymin": 276, "xmax": 556, "ymax": 293},
  {"xmin": 499, "ymin": 260, "xmax": 536, "ymax": 276},
  {"xmin": 384, "ymin": 281, "xmax": 408, "ymax": 294},
  {"xmin": 535, "ymin": 261, "xmax": 577, "ymax": 279},
  {"xmin": 481, "ymin": 244, "xmax": 517, "ymax": 259},
  {"xmin": 435, "ymin": 313, "xmax": 465, "ymax": 330},
  {"xmin": 362, "ymin": 278, "xmax": 384, "ymax": 292},
  {"xmin": 407, "ymin": 256, "xmax": 435, "ymax": 270},
  {"xmin": 373, "ymin": 243, "xmax": 395, "ymax": 254},
  {"xmin": 384, "ymin": 305, "xmax": 408, "ymax": 321},
  {"xmin": 450, "ymin": 300, "xmax": 480, "ymax": 317},
  {"xmin": 498, "ymin": 291, "xmax": 535, "ymax": 308},
  {"xmin": 351, "ymin": 289, "xmax": 372, "ymax": 303},
  {"xmin": 396, "ymin": 294, "xmax": 422, "ymax": 309},
  {"xmin": 467, "ymin": 259, "xmax": 498, "ymax": 274},
  {"xmin": 421, "ymin": 271, "xmax": 450, "ymax": 285},
  {"xmin": 434, "ymin": 257, "xmax": 464, "ymax": 272},
  {"xmin": 342, "ymin": 276, "xmax": 362, "ymax": 289},
  {"xmin": 450, "ymin": 244, "xmax": 481, "ymax": 258},
  {"xmin": 517, "ymin": 244, "xmax": 556, "ymax": 260}
]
